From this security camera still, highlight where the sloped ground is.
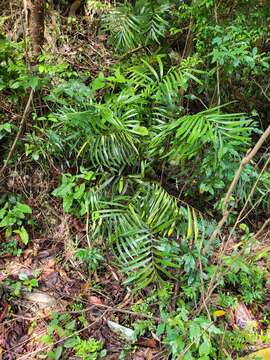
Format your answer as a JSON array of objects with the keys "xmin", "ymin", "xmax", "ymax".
[
  {"xmin": 0, "ymin": 202, "xmax": 165, "ymax": 359},
  {"xmin": 1, "ymin": 2, "xmax": 270, "ymax": 359},
  {"xmin": 0, "ymin": 167, "xmax": 269, "ymax": 359},
  {"xmin": 0, "ymin": 3, "xmax": 167, "ymax": 358}
]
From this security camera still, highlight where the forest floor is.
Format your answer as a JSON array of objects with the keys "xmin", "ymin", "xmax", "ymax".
[
  {"xmin": 0, "ymin": 196, "xmax": 166, "ymax": 359},
  {"xmin": 0, "ymin": 179, "xmax": 269, "ymax": 359}
]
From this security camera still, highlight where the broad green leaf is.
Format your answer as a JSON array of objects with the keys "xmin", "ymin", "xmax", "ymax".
[
  {"xmin": 64, "ymin": 337, "xmax": 79, "ymax": 348},
  {"xmin": 14, "ymin": 226, "xmax": 29, "ymax": 245},
  {"xmin": 16, "ymin": 203, "xmax": 32, "ymax": 214},
  {"xmin": 92, "ymin": 77, "xmax": 105, "ymax": 91},
  {"xmin": 199, "ymin": 339, "xmax": 211, "ymax": 356},
  {"xmin": 48, "ymin": 346, "xmax": 62, "ymax": 360}
]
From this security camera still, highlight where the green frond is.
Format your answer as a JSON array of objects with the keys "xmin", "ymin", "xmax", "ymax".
[
  {"xmin": 140, "ymin": 1, "xmax": 171, "ymax": 44},
  {"xmin": 149, "ymin": 107, "xmax": 255, "ymax": 162},
  {"xmin": 158, "ymin": 65, "xmax": 203, "ymax": 97},
  {"xmin": 46, "ymin": 105, "xmax": 145, "ymax": 169},
  {"xmin": 101, "ymin": 1, "xmax": 172, "ymax": 51},
  {"xmin": 128, "ymin": 55, "xmax": 203, "ymax": 104},
  {"xmin": 102, "ymin": 7, "xmax": 141, "ymax": 51},
  {"xmin": 92, "ymin": 183, "xmax": 202, "ymax": 290},
  {"xmin": 79, "ymin": 131, "xmax": 139, "ymax": 169},
  {"xmin": 144, "ymin": 13, "xmax": 169, "ymax": 44}
]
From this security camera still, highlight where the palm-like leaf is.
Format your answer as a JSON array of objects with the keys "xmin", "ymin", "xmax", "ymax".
[
  {"xmin": 149, "ymin": 107, "xmax": 255, "ymax": 161},
  {"xmin": 102, "ymin": 7, "xmax": 141, "ymax": 51},
  {"xmin": 128, "ymin": 55, "xmax": 203, "ymax": 102},
  {"xmin": 143, "ymin": 3, "xmax": 170, "ymax": 44},
  {"xmin": 102, "ymin": 1, "xmax": 173, "ymax": 51},
  {"xmin": 46, "ymin": 105, "xmax": 146, "ymax": 170},
  {"xmin": 93, "ymin": 183, "xmax": 200, "ymax": 290}
]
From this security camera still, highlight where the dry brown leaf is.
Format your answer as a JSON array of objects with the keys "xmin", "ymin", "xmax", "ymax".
[
  {"xmin": 0, "ymin": 303, "xmax": 8, "ymax": 322},
  {"xmin": 97, "ymin": 35, "xmax": 107, "ymax": 42},
  {"xmin": 235, "ymin": 303, "xmax": 259, "ymax": 330},
  {"xmin": 40, "ymin": 258, "xmax": 56, "ymax": 279},
  {"xmin": 88, "ymin": 296, "xmax": 103, "ymax": 306},
  {"xmin": 46, "ymin": 258, "xmax": 56, "ymax": 268},
  {"xmin": 137, "ymin": 338, "xmax": 157, "ymax": 348},
  {"xmin": 132, "ymin": 348, "xmax": 154, "ymax": 360},
  {"xmin": 72, "ymin": 218, "xmax": 85, "ymax": 232},
  {"xmin": 80, "ymin": 281, "xmax": 91, "ymax": 294}
]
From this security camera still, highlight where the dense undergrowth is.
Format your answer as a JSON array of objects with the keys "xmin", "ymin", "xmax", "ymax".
[{"xmin": 0, "ymin": 1, "xmax": 270, "ymax": 359}]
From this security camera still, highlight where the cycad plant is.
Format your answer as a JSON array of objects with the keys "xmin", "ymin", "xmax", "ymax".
[
  {"xmin": 43, "ymin": 52, "xmax": 259, "ymax": 290},
  {"xmin": 54, "ymin": 173, "xmax": 201, "ymax": 290}
]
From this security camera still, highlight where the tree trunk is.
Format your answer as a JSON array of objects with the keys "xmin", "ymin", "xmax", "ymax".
[{"xmin": 26, "ymin": 0, "xmax": 45, "ymax": 59}]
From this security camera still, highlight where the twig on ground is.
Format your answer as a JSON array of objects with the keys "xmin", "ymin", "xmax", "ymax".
[
  {"xmin": 66, "ymin": 303, "xmax": 161, "ymax": 322},
  {"xmin": 8, "ymin": 303, "xmax": 160, "ymax": 323},
  {"xmin": 16, "ymin": 310, "xmax": 109, "ymax": 360}
]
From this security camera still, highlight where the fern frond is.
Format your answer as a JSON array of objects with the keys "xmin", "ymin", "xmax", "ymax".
[
  {"xmin": 158, "ymin": 64, "xmax": 203, "ymax": 97},
  {"xmin": 145, "ymin": 13, "xmax": 168, "ymax": 44},
  {"xmin": 140, "ymin": 1, "xmax": 171, "ymax": 44},
  {"xmin": 101, "ymin": 1, "xmax": 172, "ymax": 50}
]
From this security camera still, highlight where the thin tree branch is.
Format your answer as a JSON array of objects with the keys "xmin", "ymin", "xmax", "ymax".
[
  {"xmin": 199, "ymin": 124, "xmax": 270, "ymax": 315},
  {"xmin": 254, "ymin": 80, "xmax": 270, "ymax": 102},
  {"xmin": 0, "ymin": 89, "xmax": 34, "ymax": 177},
  {"xmin": 223, "ymin": 124, "xmax": 270, "ymax": 212},
  {"xmin": 255, "ymin": 217, "xmax": 270, "ymax": 238},
  {"xmin": 203, "ymin": 123, "xmax": 270, "ymax": 253},
  {"xmin": 232, "ymin": 155, "xmax": 270, "ymax": 227},
  {"xmin": 214, "ymin": 2, "xmax": 220, "ymax": 106}
]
